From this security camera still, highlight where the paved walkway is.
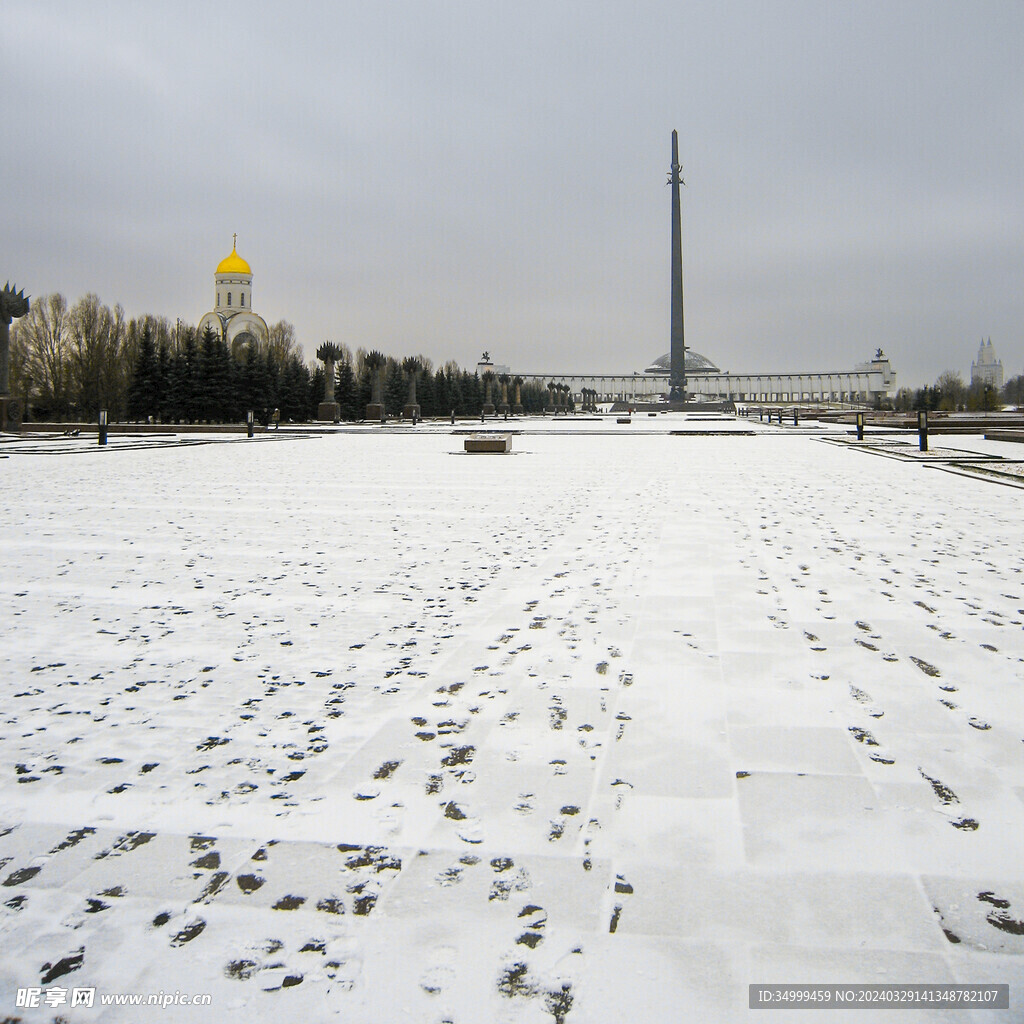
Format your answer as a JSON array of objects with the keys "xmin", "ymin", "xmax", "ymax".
[{"xmin": 0, "ymin": 420, "xmax": 1021, "ymax": 1021}]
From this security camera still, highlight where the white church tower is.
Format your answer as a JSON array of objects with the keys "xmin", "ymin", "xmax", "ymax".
[{"xmin": 198, "ymin": 236, "xmax": 269, "ymax": 356}]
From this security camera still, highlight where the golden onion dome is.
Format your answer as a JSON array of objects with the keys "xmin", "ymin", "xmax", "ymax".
[{"xmin": 215, "ymin": 241, "xmax": 252, "ymax": 276}]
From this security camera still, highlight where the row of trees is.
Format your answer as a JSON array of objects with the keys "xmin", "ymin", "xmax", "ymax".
[
  {"xmin": 891, "ymin": 370, "xmax": 1024, "ymax": 413},
  {"xmin": 126, "ymin": 323, "xmax": 314, "ymax": 425},
  {"xmin": 287, "ymin": 346, "xmax": 554, "ymax": 421},
  {"xmin": 24, "ymin": 290, "xmax": 1020, "ymax": 423},
  {"xmin": 7, "ymin": 291, "xmax": 560, "ymax": 424},
  {"xmin": 8, "ymin": 293, "xmax": 302, "ymax": 422}
]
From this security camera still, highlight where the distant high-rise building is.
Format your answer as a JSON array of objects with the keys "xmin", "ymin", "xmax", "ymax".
[{"xmin": 971, "ymin": 338, "xmax": 1003, "ymax": 390}]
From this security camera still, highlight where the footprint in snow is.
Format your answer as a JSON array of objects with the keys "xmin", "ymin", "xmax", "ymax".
[
  {"xmin": 489, "ymin": 857, "xmax": 530, "ymax": 901},
  {"xmin": 978, "ymin": 891, "xmax": 1024, "ymax": 936},
  {"xmin": 918, "ymin": 769, "xmax": 979, "ymax": 830},
  {"xmin": 170, "ymin": 917, "xmax": 206, "ymax": 946},
  {"xmin": 419, "ymin": 944, "xmax": 458, "ymax": 994},
  {"xmin": 516, "ymin": 904, "xmax": 547, "ymax": 948},
  {"xmin": 456, "ymin": 815, "xmax": 484, "ymax": 845},
  {"xmin": 40, "ymin": 948, "xmax": 84, "ymax": 984}
]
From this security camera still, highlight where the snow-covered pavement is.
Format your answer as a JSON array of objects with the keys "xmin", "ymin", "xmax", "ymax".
[{"xmin": 1, "ymin": 415, "xmax": 1022, "ymax": 1022}]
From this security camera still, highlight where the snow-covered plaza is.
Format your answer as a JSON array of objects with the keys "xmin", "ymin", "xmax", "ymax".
[{"xmin": 1, "ymin": 415, "xmax": 1022, "ymax": 1023}]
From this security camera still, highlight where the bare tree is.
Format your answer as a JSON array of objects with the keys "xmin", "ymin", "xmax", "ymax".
[
  {"xmin": 267, "ymin": 320, "xmax": 298, "ymax": 364},
  {"xmin": 966, "ymin": 378, "xmax": 998, "ymax": 412},
  {"xmin": 68, "ymin": 294, "xmax": 128, "ymax": 419},
  {"xmin": 934, "ymin": 370, "xmax": 965, "ymax": 412},
  {"xmin": 1002, "ymin": 374, "xmax": 1024, "ymax": 410},
  {"xmin": 12, "ymin": 293, "xmax": 71, "ymax": 417},
  {"xmin": 7, "ymin": 313, "xmax": 31, "ymax": 400},
  {"xmin": 137, "ymin": 314, "xmax": 176, "ymax": 355},
  {"xmin": 893, "ymin": 387, "xmax": 914, "ymax": 413}
]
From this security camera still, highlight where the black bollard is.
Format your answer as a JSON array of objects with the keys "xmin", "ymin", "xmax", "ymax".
[
  {"xmin": 793, "ymin": 409, "xmax": 799, "ymax": 426},
  {"xmin": 481, "ymin": 411, "xmax": 485, "ymax": 423},
  {"xmin": 450, "ymin": 409, "xmax": 455, "ymax": 425},
  {"xmin": 856, "ymin": 411, "xmax": 864, "ymax": 441},
  {"xmin": 247, "ymin": 410, "xmax": 254, "ymax": 438},
  {"xmin": 98, "ymin": 409, "xmax": 108, "ymax": 446},
  {"xmin": 918, "ymin": 410, "xmax": 928, "ymax": 452}
]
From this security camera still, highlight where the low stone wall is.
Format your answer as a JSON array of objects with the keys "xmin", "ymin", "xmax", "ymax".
[
  {"xmin": 13, "ymin": 422, "xmax": 258, "ymax": 435},
  {"xmin": 609, "ymin": 400, "xmax": 735, "ymax": 414}
]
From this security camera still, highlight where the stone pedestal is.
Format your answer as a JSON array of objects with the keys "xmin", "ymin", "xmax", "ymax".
[
  {"xmin": 365, "ymin": 402, "xmax": 385, "ymax": 421},
  {"xmin": 318, "ymin": 401, "xmax": 341, "ymax": 423},
  {"xmin": 465, "ymin": 434, "xmax": 510, "ymax": 453},
  {"xmin": 498, "ymin": 403, "xmax": 510, "ymax": 415},
  {"xmin": 403, "ymin": 404, "xmax": 421, "ymax": 420},
  {"xmin": 513, "ymin": 405, "xmax": 524, "ymax": 415},
  {"xmin": 482, "ymin": 403, "xmax": 496, "ymax": 417},
  {"xmin": 0, "ymin": 396, "xmax": 22, "ymax": 433}
]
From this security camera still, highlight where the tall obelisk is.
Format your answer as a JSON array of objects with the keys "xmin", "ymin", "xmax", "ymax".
[{"xmin": 668, "ymin": 130, "xmax": 686, "ymax": 403}]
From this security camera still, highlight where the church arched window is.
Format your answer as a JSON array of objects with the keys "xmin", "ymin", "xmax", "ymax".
[
  {"xmin": 241, "ymin": 292, "xmax": 246, "ymax": 307},
  {"xmin": 217, "ymin": 292, "xmax": 220, "ymax": 306},
  {"xmin": 227, "ymin": 292, "xmax": 232, "ymax": 306}
]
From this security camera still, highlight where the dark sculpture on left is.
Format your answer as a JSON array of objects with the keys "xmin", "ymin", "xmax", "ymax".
[{"xmin": 1, "ymin": 282, "xmax": 30, "ymax": 432}]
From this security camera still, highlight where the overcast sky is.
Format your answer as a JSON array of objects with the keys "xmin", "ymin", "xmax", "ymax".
[{"xmin": 4, "ymin": 1, "xmax": 1022, "ymax": 387}]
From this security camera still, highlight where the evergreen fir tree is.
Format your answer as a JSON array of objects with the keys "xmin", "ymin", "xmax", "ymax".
[
  {"xmin": 417, "ymin": 364, "xmax": 436, "ymax": 416},
  {"xmin": 157, "ymin": 341, "xmax": 172, "ymax": 422},
  {"xmin": 127, "ymin": 323, "xmax": 159, "ymax": 420},
  {"xmin": 522, "ymin": 380, "xmax": 547, "ymax": 412},
  {"xmin": 336, "ymin": 358, "xmax": 358, "ymax": 420},
  {"xmin": 221, "ymin": 337, "xmax": 241, "ymax": 422},
  {"xmin": 445, "ymin": 366, "xmax": 463, "ymax": 416},
  {"xmin": 280, "ymin": 354, "xmax": 311, "ymax": 421},
  {"xmin": 356, "ymin": 360, "xmax": 374, "ymax": 415},
  {"xmin": 178, "ymin": 328, "xmax": 201, "ymax": 423},
  {"xmin": 384, "ymin": 360, "xmax": 405, "ymax": 414},
  {"xmin": 309, "ymin": 365, "xmax": 326, "ymax": 419},
  {"xmin": 197, "ymin": 324, "xmax": 223, "ymax": 422},
  {"xmin": 432, "ymin": 366, "xmax": 448, "ymax": 416},
  {"xmin": 462, "ymin": 371, "xmax": 482, "ymax": 415},
  {"xmin": 240, "ymin": 342, "xmax": 264, "ymax": 422},
  {"xmin": 262, "ymin": 348, "xmax": 280, "ymax": 426},
  {"xmin": 166, "ymin": 352, "xmax": 183, "ymax": 423}
]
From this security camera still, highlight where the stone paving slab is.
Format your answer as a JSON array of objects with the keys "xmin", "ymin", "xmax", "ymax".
[{"xmin": 0, "ymin": 421, "xmax": 1021, "ymax": 1022}]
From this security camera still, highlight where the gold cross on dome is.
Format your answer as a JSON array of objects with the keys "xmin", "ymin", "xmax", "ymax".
[{"xmin": 233, "ymin": 232, "xmax": 237, "ymax": 249}]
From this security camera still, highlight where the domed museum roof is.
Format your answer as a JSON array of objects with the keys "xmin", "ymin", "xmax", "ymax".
[{"xmin": 643, "ymin": 350, "xmax": 720, "ymax": 375}]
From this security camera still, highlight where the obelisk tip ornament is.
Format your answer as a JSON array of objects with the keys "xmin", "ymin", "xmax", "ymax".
[{"xmin": 668, "ymin": 131, "xmax": 686, "ymax": 403}]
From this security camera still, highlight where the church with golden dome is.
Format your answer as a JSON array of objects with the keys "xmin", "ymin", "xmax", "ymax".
[{"xmin": 197, "ymin": 236, "xmax": 269, "ymax": 355}]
